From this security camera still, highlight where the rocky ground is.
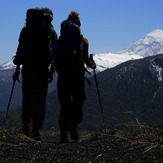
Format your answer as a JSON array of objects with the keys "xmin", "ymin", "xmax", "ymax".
[{"xmin": 0, "ymin": 126, "xmax": 163, "ymax": 163}]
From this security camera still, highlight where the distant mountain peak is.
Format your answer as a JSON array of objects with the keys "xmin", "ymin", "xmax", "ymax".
[
  {"xmin": 117, "ymin": 29, "xmax": 163, "ymax": 57},
  {"xmin": 146, "ymin": 29, "xmax": 163, "ymax": 39}
]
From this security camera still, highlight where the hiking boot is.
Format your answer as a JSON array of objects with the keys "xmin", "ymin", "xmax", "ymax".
[
  {"xmin": 22, "ymin": 123, "xmax": 30, "ymax": 137},
  {"xmin": 60, "ymin": 130, "xmax": 68, "ymax": 143},
  {"xmin": 68, "ymin": 124, "xmax": 79, "ymax": 141},
  {"xmin": 31, "ymin": 129, "xmax": 41, "ymax": 141}
]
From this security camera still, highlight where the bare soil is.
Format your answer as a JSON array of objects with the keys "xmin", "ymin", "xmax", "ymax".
[{"xmin": 0, "ymin": 127, "xmax": 162, "ymax": 163}]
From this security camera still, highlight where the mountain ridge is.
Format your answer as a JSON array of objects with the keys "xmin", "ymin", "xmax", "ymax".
[{"xmin": 2, "ymin": 54, "xmax": 163, "ymax": 130}]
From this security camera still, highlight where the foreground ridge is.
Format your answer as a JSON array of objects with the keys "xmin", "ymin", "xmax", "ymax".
[{"xmin": 0, "ymin": 125, "xmax": 162, "ymax": 162}]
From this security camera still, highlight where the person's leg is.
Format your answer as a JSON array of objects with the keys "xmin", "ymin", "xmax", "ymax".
[
  {"xmin": 70, "ymin": 76, "xmax": 86, "ymax": 141},
  {"xmin": 31, "ymin": 71, "xmax": 48, "ymax": 140},
  {"xmin": 21, "ymin": 71, "xmax": 33, "ymax": 136},
  {"xmin": 71, "ymin": 76, "xmax": 86, "ymax": 124},
  {"xmin": 57, "ymin": 75, "xmax": 72, "ymax": 143}
]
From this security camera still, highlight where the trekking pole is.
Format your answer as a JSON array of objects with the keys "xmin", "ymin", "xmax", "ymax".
[
  {"xmin": 90, "ymin": 54, "xmax": 105, "ymax": 128},
  {"xmin": 5, "ymin": 81, "xmax": 16, "ymax": 123}
]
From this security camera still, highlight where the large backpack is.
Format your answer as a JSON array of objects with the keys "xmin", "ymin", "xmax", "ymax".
[
  {"xmin": 24, "ymin": 8, "xmax": 52, "ymax": 68},
  {"xmin": 55, "ymin": 20, "xmax": 85, "ymax": 75}
]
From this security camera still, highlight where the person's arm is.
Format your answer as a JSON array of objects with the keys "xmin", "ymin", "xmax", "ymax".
[
  {"xmin": 48, "ymin": 27, "xmax": 58, "ymax": 83},
  {"xmin": 12, "ymin": 27, "xmax": 26, "ymax": 82},
  {"xmin": 12, "ymin": 65, "xmax": 20, "ymax": 82},
  {"xmin": 83, "ymin": 37, "xmax": 96, "ymax": 69}
]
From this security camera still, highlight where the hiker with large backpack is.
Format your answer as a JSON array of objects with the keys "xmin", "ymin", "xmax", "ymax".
[
  {"xmin": 12, "ymin": 8, "xmax": 57, "ymax": 140},
  {"xmin": 54, "ymin": 11, "xmax": 96, "ymax": 143}
]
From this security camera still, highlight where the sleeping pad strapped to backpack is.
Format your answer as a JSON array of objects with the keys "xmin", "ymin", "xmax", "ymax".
[
  {"xmin": 55, "ymin": 20, "xmax": 85, "ymax": 75},
  {"xmin": 24, "ymin": 8, "xmax": 53, "ymax": 68}
]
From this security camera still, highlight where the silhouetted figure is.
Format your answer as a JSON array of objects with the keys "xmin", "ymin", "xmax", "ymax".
[
  {"xmin": 54, "ymin": 11, "xmax": 96, "ymax": 143},
  {"xmin": 12, "ymin": 8, "xmax": 57, "ymax": 140}
]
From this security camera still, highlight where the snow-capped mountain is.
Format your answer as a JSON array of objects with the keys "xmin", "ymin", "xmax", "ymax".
[
  {"xmin": 117, "ymin": 29, "xmax": 163, "ymax": 57},
  {"xmin": 1, "ymin": 29, "xmax": 163, "ymax": 72},
  {"xmin": 0, "ymin": 53, "xmax": 143, "ymax": 73},
  {"xmin": 0, "ymin": 61, "xmax": 15, "ymax": 70},
  {"xmin": 92, "ymin": 53, "xmax": 143, "ymax": 72},
  {"xmin": 0, "ymin": 29, "xmax": 163, "ymax": 72}
]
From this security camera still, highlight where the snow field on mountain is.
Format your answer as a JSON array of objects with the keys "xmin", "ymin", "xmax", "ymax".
[{"xmin": 93, "ymin": 53, "xmax": 143, "ymax": 72}]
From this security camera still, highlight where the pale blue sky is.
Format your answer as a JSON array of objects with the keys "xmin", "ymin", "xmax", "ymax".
[{"xmin": 0, "ymin": 0, "xmax": 163, "ymax": 64}]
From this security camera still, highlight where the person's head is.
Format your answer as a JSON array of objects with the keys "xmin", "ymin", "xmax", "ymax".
[
  {"xmin": 41, "ymin": 7, "xmax": 53, "ymax": 26},
  {"xmin": 67, "ymin": 11, "xmax": 81, "ymax": 27}
]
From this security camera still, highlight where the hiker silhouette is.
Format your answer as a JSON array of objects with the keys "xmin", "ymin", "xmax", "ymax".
[
  {"xmin": 12, "ymin": 8, "xmax": 57, "ymax": 140},
  {"xmin": 54, "ymin": 11, "xmax": 96, "ymax": 143}
]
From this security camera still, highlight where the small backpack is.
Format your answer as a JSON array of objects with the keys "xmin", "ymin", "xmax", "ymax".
[
  {"xmin": 55, "ymin": 20, "xmax": 85, "ymax": 75},
  {"xmin": 24, "ymin": 8, "xmax": 53, "ymax": 68}
]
